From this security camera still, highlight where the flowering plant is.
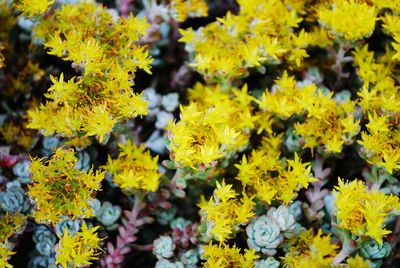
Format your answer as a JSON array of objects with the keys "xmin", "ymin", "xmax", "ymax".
[{"xmin": 1, "ymin": 0, "xmax": 400, "ymax": 267}]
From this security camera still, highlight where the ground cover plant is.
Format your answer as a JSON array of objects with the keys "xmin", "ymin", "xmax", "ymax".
[{"xmin": 0, "ymin": 0, "xmax": 400, "ymax": 267}]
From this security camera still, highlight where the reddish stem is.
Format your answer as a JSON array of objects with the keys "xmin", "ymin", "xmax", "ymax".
[{"xmin": 99, "ymin": 195, "xmax": 152, "ymax": 268}]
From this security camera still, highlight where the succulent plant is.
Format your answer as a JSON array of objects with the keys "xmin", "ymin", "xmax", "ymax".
[
  {"xmin": 246, "ymin": 215, "xmax": 283, "ymax": 256},
  {"xmin": 359, "ymin": 240, "xmax": 391, "ymax": 259},
  {"xmin": 254, "ymin": 257, "xmax": 280, "ymax": 268},
  {"xmin": 153, "ymin": 235, "xmax": 176, "ymax": 259}
]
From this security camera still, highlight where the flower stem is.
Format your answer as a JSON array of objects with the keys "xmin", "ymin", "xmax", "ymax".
[{"xmin": 332, "ymin": 239, "xmax": 358, "ymax": 265}]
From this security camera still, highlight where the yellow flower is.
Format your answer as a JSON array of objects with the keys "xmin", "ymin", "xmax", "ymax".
[
  {"xmin": 0, "ymin": 242, "xmax": 15, "ymax": 268},
  {"xmin": 214, "ymin": 181, "xmax": 237, "ymax": 203},
  {"xmin": 258, "ymin": 73, "xmax": 360, "ymax": 153},
  {"xmin": 334, "ymin": 178, "xmax": 400, "ymax": 244},
  {"xmin": 28, "ymin": 147, "xmax": 105, "ymax": 224},
  {"xmin": 198, "ymin": 183, "xmax": 254, "ymax": 242},
  {"xmin": 0, "ymin": 242, "xmax": 14, "ymax": 268},
  {"xmin": 55, "ymin": 222, "xmax": 103, "ymax": 268},
  {"xmin": 172, "ymin": 0, "xmax": 208, "ymax": 22},
  {"xmin": 188, "ymin": 83, "xmax": 256, "ymax": 150},
  {"xmin": 103, "ymin": 140, "xmax": 162, "ymax": 192},
  {"xmin": 27, "ymin": 3, "xmax": 151, "ymax": 144},
  {"xmin": 0, "ymin": 213, "xmax": 27, "ymax": 244},
  {"xmin": 235, "ymin": 139, "xmax": 317, "ymax": 204},
  {"xmin": 283, "ymin": 229, "xmax": 337, "ymax": 268},
  {"xmin": 346, "ymin": 255, "xmax": 372, "ymax": 268},
  {"xmin": 14, "ymin": 0, "xmax": 54, "ymax": 17},
  {"xmin": 202, "ymin": 243, "xmax": 258, "ymax": 268},
  {"xmin": 382, "ymin": 15, "xmax": 400, "ymax": 62},
  {"xmin": 178, "ymin": 0, "xmax": 310, "ymax": 80},
  {"xmin": 168, "ymin": 103, "xmax": 240, "ymax": 170},
  {"xmin": 83, "ymin": 104, "xmax": 119, "ymax": 143},
  {"xmin": 358, "ymin": 112, "xmax": 400, "ymax": 174},
  {"xmin": 318, "ymin": 0, "xmax": 377, "ymax": 41}
]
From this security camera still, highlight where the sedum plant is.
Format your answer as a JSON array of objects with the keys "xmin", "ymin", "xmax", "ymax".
[
  {"xmin": 167, "ymin": 103, "xmax": 240, "ymax": 170},
  {"xmin": 2, "ymin": 0, "xmax": 400, "ymax": 267},
  {"xmin": 334, "ymin": 178, "xmax": 400, "ymax": 245},
  {"xmin": 28, "ymin": 147, "xmax": 104, "ymax": 224},
  {"xmin": 27, "ymin": 2, "xmax": 152, "ymax": 145},
  {"xmin": 0, "ymin": 242, "xmax": 14, "ymax": 268},
  {"xmin": 55, "ymin": 222, "xmax": 103, "ymax": 268},
  {"xmin": 198, "ymin": 181, "xmax": 254, "ymax": 242},
  {"xmin": 283, "ymin": 229, "xmax": 341, "ymax": 267},
  {"xmin": 171, "ymin": 0, "xmax": 208, "ymax": 22},
  {"xmin": 103, "ymin": 139, "xmax": 162, "ymax": 193},
  {"xmin": 202, "ymin": 243, "xmax": 258, "ymax": 268}
]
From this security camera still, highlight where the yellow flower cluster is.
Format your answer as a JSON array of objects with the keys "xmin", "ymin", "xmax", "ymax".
[
  {"xmin": 27, "ymin": 2, "xmax": 151, "ymax": 144},
  {"xmin": 318, "ymin": 0, "xmax": 377, "ymax": 41},
  {"xmin": 353, "ymin": 45, "xmax": 394, "ymax": 87},
  {"xmin": 29, "ymin": 147, "xmax": 104, "ymax": 224},
  {"xmin": 358, "ymin": 113, "xmax": 400, "ymax": 174},
  {"xmin": 235, "ymin": 139, "xmax": 317, "ymax": 204},
  {"xmin": 202, "ymin": 243, "xmax": 258, "ymax": 268},
  {"xmin": 103, "ymin": 140, "xmax": 162, "ymax": 192},
  {"xmin": 55, "ymin": 222, "xmax": 103, "ymax": 268},
  {"xmin": 383, "ymin": 14, "xmax": 400, "ymax": 62},
  {"xmin": 168, "ymin": 83, "xmax": 258, "ymax": 171},
  {"xmin": 0, "ymin": 213, "xmax": 27, "ymax": 243},
  {"xmin": 0, "ymin": 242, "xmax": 14, "ymax": 268},
  {"xmin": 168, "ymin": 103, "xmax": 240, "ymax": 170},
  {"xmin": 171, "ymin": 0, "xmax": 208, "ymax": 22},
  {"xmin": 353, "ymin": 45, "xmax": 400, "ymax": 174},
  {"xmin": 346, "ymin": 255, "xmax": 372, "ymax": 268},
  {"xmin": 259, "ymin": 73, "xmax": 360, "ymax": 153},
  {"xmin": 0, "ymin": 214, "xmax": 25, "ymax": 266},
  {"xmin": 14, "ymin": 0, "xmax": 54, "ymax": 17},
  {"xmin": 283, "ymin": 229, "xmax": 338, "ymax": 268},
  {"xmin": 188, "ymin": 83, "xmax": 256, "ymax": 150},
  {"xmin": 334, "ymin": 178, "xmax": 400, "ymax": 244},
  {"xmin": 198, "ymin": 181, "xmax": 254, "ymax": 242},
  {"xmin": 179, "ymin": 0, "xmax": 319, "ymax": 81}
]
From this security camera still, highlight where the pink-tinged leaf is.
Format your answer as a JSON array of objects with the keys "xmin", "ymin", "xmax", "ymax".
[
  {"xmin": 125, "ymin": 235, "xmax": 137, "ymax": 243},
  {"xmin": 107, "ymin": 242, "xmax": 115, "ymax": 254},
  {"xmin": 118, "ymin": 226, "xmax": 127, "ymax": 237},
  {"xmin": 123, "ymin": 210, "xmax": 131, "ymax": 218},
  {"xmin": 117, "ymin": 236, "xmax": 125, "ymax": 247},
  {"xmin": 159, "ymin": 201, "xmax": 172, "ymax": 209},
  {"xmin": 120, "ymin": 247, "xmax": 131, "ymax": 255},
  {"xmin": 130, "ymin": 229, "xmax": 139, "ymax": 236},
  {"xmin": 105, "ymin": 255, "xmax": 114, "ymax": 265},
  {"xmin": 113, "ymin": 255, "xmax": 125, "ymax": 264}
]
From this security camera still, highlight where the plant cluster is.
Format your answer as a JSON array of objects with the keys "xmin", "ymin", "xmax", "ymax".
[{"xmin": 0, "ymin": 0, "xmax": 400, "ymax": 267}]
